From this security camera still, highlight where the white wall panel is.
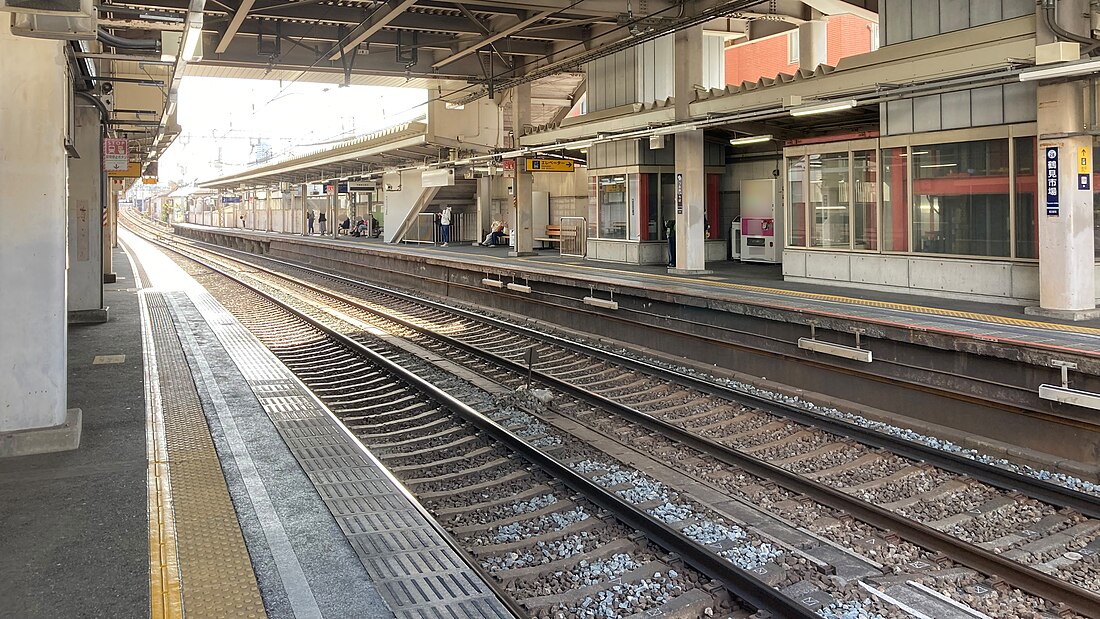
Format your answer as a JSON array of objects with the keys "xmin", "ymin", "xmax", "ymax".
[
  {"xmin": 971, "ymin": 85, "xmax": 1005, "ymax": 126},
  {"xmin": 884, "ymin": 0, "xmax": 912, "ymax": 44},
  {"xmin": 912, "ymin": 1, "xmax": 941, "ymax": 39},
  {"xmin": 913, "ymin": 95, "xmax": 942, "ymax": 132},
  {"xmin": 886, "ymin": 100, "xmax": 914, "ymax": 135},
  {"xmin": 941, "ymin": 0, "xmax": 971, "ymax": 32},
  {"xmin": 971, "ymin": 0, "xmax": 1002, "ymax": 26},
  {"xmin": 940, "ymin": 90, "xmax": 971, "ymax": 129},
  {"xmin": 1004, "ymin": 81, "xmax": 1037, "ymax": 123},
  {"xmin": 1002, "ymin": 0, "xmax": 1032, "ymax": 19}
]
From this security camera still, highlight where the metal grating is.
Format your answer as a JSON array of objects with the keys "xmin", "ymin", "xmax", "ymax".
[{"xmin": 184, "ymin": 290, "xmax": 513, "ymax": 619}]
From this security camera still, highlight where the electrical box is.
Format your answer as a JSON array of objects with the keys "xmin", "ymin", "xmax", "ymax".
[{"xmin": 740, "ymin": 179, "xmax": 783, "ymax": 264}]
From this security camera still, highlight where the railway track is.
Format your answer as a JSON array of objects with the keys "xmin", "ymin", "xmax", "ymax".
[{"xmin": 127, "ymin": 215, "xmax": 1100, "ymax": 618}]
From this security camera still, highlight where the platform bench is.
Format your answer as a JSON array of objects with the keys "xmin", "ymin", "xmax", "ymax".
[{"xmin": 534, "ymin": 225, "xmax": 561, "ymax": 247}]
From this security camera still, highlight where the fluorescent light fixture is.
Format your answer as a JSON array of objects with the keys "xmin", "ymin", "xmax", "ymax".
[
  {"xmin": 790, "ymin": 99, "xmax": 857, "ymax": 117},
  {"xmin": 1019, "ymin": 58, "xmax": 1100, "ymax": 82},
  {"xmin": 729, "ymin": 134, "xmax": 773, "ymax": 146},
  {"xmin": 920, "ymin": 163, "xmax": 956, "ymax": 168}
]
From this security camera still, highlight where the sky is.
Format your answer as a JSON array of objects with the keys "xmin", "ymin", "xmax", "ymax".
[{"xmin": 158, "ymin": 76, "xmax": 429, "ymax": 187}]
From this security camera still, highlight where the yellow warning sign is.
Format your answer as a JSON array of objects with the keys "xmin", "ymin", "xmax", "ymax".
[
  {"xmin": 1079, "ymin": 146, "xmax": 1090, "ymax": 174},
  {"xmin": 107, "ymin": 162, "xmax": 142, "ymax": 178},
  {"xmin": 525, "ymin": 158, "xmax": 574, "ymax": 172}
]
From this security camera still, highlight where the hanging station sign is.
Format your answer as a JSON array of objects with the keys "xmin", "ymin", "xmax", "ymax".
[
  {"xmin": 525, "ymin": 158, "xmax": 574, "ymax": 172},
  {"xmin": 103, "ymin": 138, "xmax": 128, "ymax": 172}
]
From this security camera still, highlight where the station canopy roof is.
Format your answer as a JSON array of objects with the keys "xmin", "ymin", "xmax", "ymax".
[{"xmin": 91, "ymin": 1, "xmax": 878, "ymax": 161}]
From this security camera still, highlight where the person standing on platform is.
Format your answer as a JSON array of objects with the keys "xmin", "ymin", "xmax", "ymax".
[
  {"xmin": 318, "ymin": 211, "xmax": 327, "ymax": 235},
  {"xmin": 665, "ymin": 219, "xmax": 676, "ymax": 267},
  {"xmin": 307, "ymin": 209, "xmax": 315, "ymax": 234},
  {"xmin": 439, "ymin": 206, "xmax": 452, "ymax": 246}
]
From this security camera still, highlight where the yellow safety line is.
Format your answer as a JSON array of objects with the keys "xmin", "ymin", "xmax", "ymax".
[
  {"xmin": 520, "ymin": 259, "xmax": 1100, "ymax": 338},
  {"xmin": 148, "ymin": 396, "xmax": 182, "ymax": 619},
  {"xmin": 131, "ymin": 251, "xmax": 183, "ymax": 619}
]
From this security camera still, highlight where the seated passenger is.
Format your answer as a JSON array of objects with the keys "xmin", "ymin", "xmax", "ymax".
[
  {"xmin": 353, "ymin": 219, "xmax": 368, "ymax": 236},
  {"xmin": 480, "ymin": 222, "xmax": 507, "ymax": 246},
  {"xmin": 339, "ymin": 217, "xmax": 351, "ymax": 233}
]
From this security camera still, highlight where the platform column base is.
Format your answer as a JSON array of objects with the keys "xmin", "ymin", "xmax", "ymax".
[
  {"xmin": 103, "ymin": 273, "xmax": 117, "ymax": 284},
  {"xmin": 1023, "ymin": 306, "xmax": 1100, "ymax": 321},
  {"xmin": 667, "ymin": 268, "xmax": 712, "ymax": 275},
  {"xmin": 68, "ymin": 307, "xmax": 110, "ymax": 325},
  {"xmin": 0, "ymin": 408, "xmax": 82, "ymax": 458}
]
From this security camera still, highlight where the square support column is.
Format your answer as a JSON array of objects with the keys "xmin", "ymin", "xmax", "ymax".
[
  {"xmin": 511, "ymin": 83, "xmax": 535, "ymax": 256},
  {"xmin": 1027, "ymin": 80, "xmax": 1100, "ymax": 320},
  {"xmin": 0, "ymin": 24, "xmax": 80, "ymax": 455},
  {"xmin": 672, "ymin": 24, "xmax": 708, "ymax": 274}
]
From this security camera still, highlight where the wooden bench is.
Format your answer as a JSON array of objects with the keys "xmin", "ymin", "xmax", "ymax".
[{"xmin": 534, "ymin": 224, "xmax": 561, "ymax": 247}]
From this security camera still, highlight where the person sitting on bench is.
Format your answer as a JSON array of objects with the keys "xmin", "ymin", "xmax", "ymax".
[
  {"xmin": 480, "ymin": 222, "xmax": 507, "ymax": 246},
  {"xmin": 339, "ymin": 217, "xmax": 351, "ymax": 233}
]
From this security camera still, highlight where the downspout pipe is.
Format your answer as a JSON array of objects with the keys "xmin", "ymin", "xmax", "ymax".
[
  {"xmin": 1042, "ymin": 0, "xmax": 1100, "ymax": 53},
  {"xmin": 96, "ymin": 28, "xmax": 160, "ymax": 51}
]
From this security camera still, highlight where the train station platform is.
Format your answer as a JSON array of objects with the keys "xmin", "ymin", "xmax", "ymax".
[
  {"xmin": 0, "ymin": 235, "xmax": 508, "ymax": 618},
  {"xmin": 177, "ymin": 223, "xmax": 1100, "ymax": 359}
]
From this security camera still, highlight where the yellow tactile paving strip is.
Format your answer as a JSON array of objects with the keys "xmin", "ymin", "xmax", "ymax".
[
  {"xmin": 526, "ymin": 259, "xmax": 1100, "ymax": 338},
  {"xmin": 143, "ymin": 291, "xmax": 267, "ymax": 618}
]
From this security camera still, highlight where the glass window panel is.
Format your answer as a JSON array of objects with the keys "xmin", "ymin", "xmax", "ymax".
[
  {"xmin": 810, "ymin": 152, "xmax": 850, "ymax": 248},
  {"xmin": 853, "ymin": 150, "xmax": 878, "ymax": 250},
  {"xmin": 1014, "ymin": 137, "xmax": 1038, "ymax": 259},
  {"xmin": 597, "ymin": 174, "xmax": 628, "ymax": 239},
  {"xmin": 912, "ymin": 139, "xmax": 1010, "ymax": 257},
  {"xmin": 882, "ymin": 147, "xmax": 909, "ymax": 251},
  {"xmin": 787, "ymin": 156, "xmax": 807, "ymax": 246}
]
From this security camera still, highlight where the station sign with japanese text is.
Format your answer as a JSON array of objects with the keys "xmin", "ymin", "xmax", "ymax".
[
  {"xmin": 103, "ymin": 138, "xmax": 128, "ymax": 172},
  {"xmin": 525, "ymin": 158, "xmax": 574, "ymax": 172},
  {"xmin": 1079, "ymin": 146, "xmax": 1091, "ymax": 191},
  {"xmin": 107, "ymin": 162, "xmax": 142, "ymax": 178},
  {"xmin": 1045, "ymin": 146, "xmax": 1059, "ymax": 217}
]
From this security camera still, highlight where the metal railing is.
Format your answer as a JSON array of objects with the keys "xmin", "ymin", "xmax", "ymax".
[{"xmin": 560, "ymin": 217, "xmax": 587, "ymax": 257}]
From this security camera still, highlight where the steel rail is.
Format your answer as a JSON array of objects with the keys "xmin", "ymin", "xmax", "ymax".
[
  {"xmin": 192, "ymin": 236, "xmax": 1100, "ymax": 520},
  {"xmin": 133, "ymin": 223, "xmax": 822, "ymax": 619},
  {"xmin": 168, "ymin": 242, "xmax": 1100, "ymax": 618}
]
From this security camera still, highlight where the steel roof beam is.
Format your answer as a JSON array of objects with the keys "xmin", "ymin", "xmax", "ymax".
[
  {"xmin": 328, "ymin": 0, "xmax": 418, "ymax": 61},
  {"xmin": 432, "ymin": 9, "xmax": 553, "ymax": 68},
  {"xmin": 214, "ymin": 0, "xmax": 257, "ymax": 53}
]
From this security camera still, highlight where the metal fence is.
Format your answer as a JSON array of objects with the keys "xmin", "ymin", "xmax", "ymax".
[{"xmin": 560, "ymin": 217, "xmax": 587, "ymax": 257}]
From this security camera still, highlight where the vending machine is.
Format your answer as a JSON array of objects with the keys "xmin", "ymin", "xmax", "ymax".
[{"xmin": 739, "ymin": 179, "xmax": 783, "ymax": 263}]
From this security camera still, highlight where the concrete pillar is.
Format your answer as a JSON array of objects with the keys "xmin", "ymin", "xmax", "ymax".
[
  {"xmin": 673, "ymin": 24, "xmax": 708, "ymax": 274},
  {"xmin": 511, "ymin": 83, "xmax": 535, "ymax": 256},
  {"xmin": 67, "ymin": 104, "xmax": 107, "ymax": 323},
  {"xmin": 798, "ymin": 20, "xmax": 827, "ymax": 72},
  {"xmin": 476, "ymin": 175, "xmax": 492, "ymax": 245},
  {"xmin": 1027, "ymin": 0, "xmax": 1099, "ymax": 319},
  {"xmin": 299, "ymin": 185, "xmax": 307, "ymax": 235},
  {"xmin": 0, "ymin": 24, "xmax": 81, "ymax": 455},
  {"xmin": 1028, "ymin": 81, "xmax": 1100, "ymax": 319},
  {"xmin": 104, "ymin": 179, "xmax": 120, "ymax": 281}
]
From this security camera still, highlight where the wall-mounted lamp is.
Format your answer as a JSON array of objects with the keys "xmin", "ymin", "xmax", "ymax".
[
  {"xmin": 789, "ymin": 99, "xmax": 857, "ymax": 117},
  {"xmin": 728, "ymin": 134, "xmax": 773, "ymax": 146},
  {"xmin": 1019, "ymin": 58, "xmax": 1100, "ymax": 82}
]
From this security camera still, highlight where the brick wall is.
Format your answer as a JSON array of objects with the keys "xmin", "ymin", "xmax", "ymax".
[{"xmin": 724, "ymin": 14, "xmax": 874, "ymax": 87}]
